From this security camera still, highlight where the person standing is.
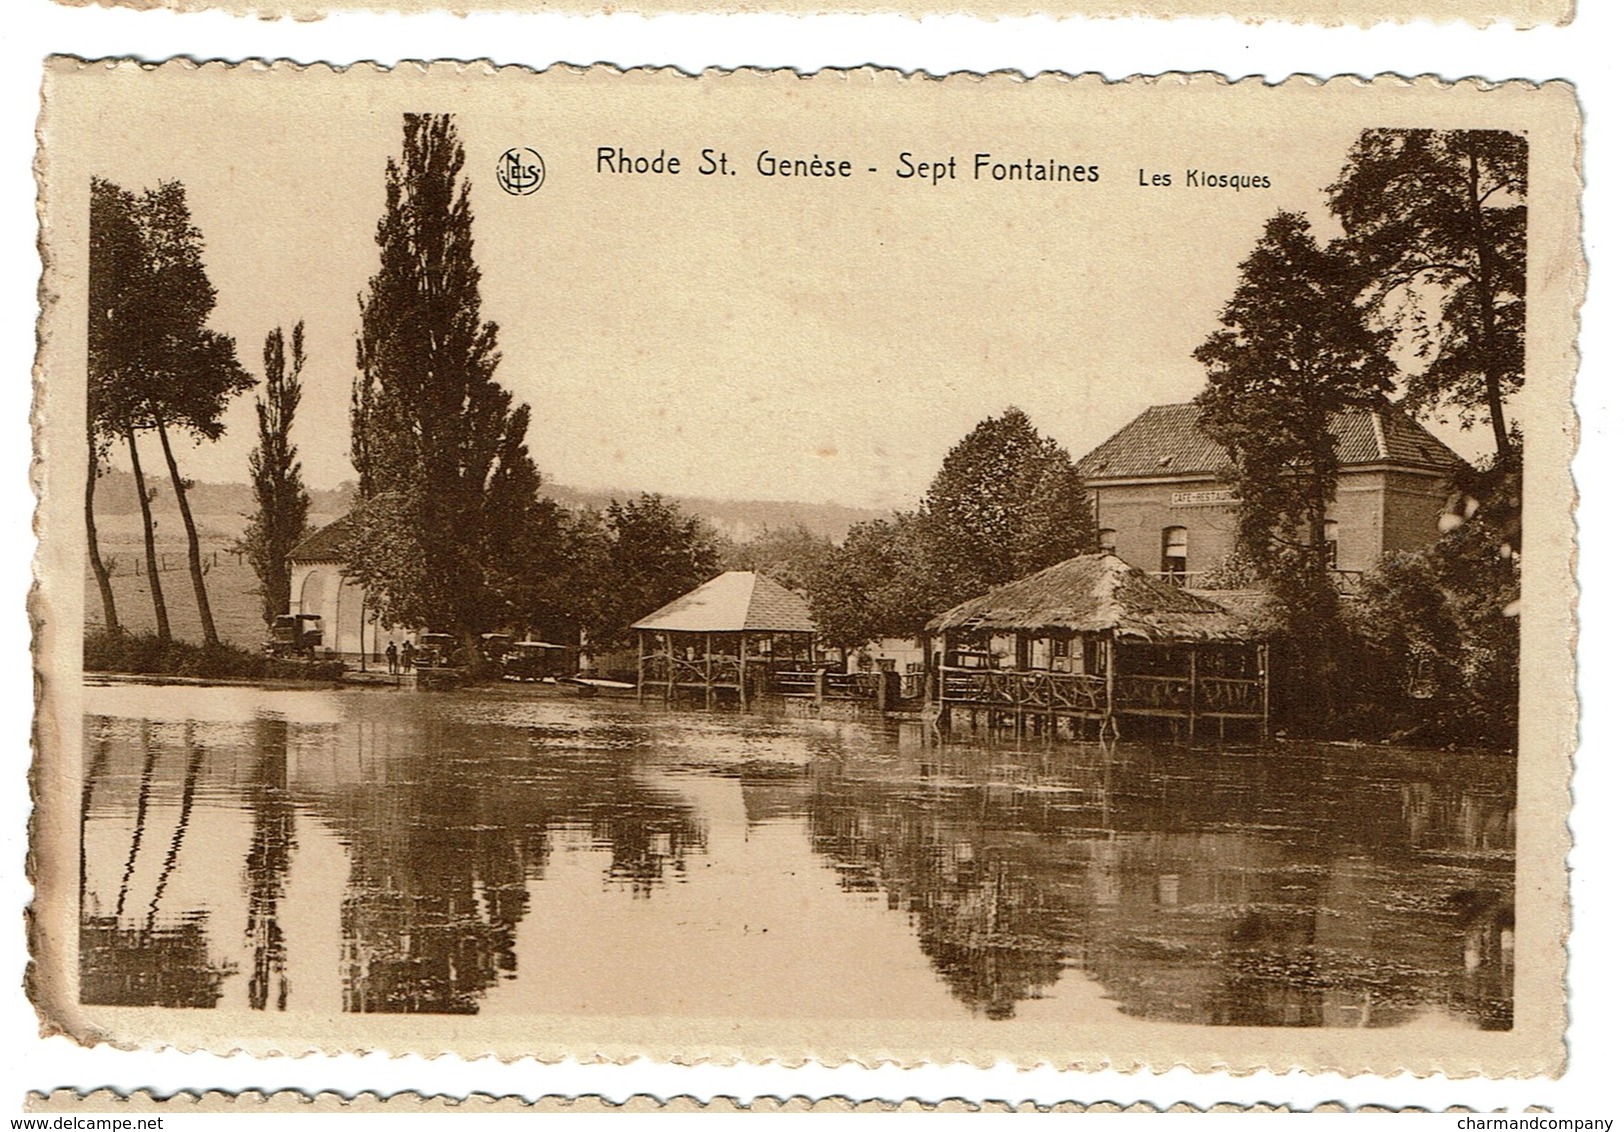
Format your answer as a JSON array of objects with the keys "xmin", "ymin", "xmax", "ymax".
[
  {"xmin": 385, "ymin": 640, "xmax": 399, "ymax": 675},
  {"xmin": 401, "ymin": 639, "xmax": 416, "ymax": 672}
]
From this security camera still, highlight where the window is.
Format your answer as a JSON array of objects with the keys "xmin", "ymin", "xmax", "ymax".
[
  {"xmin": 1322, "ymin": 520, "xmax": 1339, "ymax": 569},
  {"xmin": 1098, "ymin": 527, "xmax": 1118, "ymax": 554},
  {"xmin": 1161, "ymin": 526, "xmax": 1188, "ymax": 583}
]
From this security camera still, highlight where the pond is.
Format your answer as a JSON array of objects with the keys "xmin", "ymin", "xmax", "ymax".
[{"xmin": 79, "ymin": 682, "xmax": 1514, "ymax": 1029}]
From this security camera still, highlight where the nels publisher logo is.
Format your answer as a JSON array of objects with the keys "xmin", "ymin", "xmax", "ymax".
[{"xmin": 497, "ymin": 147, "xmax": 546, "ymax": 195}]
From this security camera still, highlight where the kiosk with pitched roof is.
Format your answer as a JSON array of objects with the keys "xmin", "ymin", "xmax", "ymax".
[
  {"xmin": 633, "ymin": 572, "xmax": 818, "ymax": 707},
  {"xmin": 928, "ymin": 552, "xmax": 1266, "ymax": 743}
]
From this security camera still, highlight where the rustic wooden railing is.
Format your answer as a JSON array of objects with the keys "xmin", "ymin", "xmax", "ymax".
[
  {"xmin": 1114, "ymin": 673, "xmax": 1263, "ymax": 715},
  {"xmin": 940, "ymin": 667, "xmax": 1108, "ymax": 713}
]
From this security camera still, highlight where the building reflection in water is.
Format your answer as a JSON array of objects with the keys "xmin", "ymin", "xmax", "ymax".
[
  {"xmin": 801, "ymin": 735, "xmax": 1514, "ymax": 1028},
  {"xmin": 80, "ymin": 689, "xmax": 1511, "ymax": 1026}
]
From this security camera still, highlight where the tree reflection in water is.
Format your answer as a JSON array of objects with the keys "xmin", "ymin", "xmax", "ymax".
[
  {"xmin": 79, "ymin": 689, "xmax": 1512, "ymax": 1027},
  {"xmin": 81, "ymin": 721, "xmax": 233, "ymax": 1009},
  {"xmin": 318, "ymin": 717, "xmax": 705, "ymax": 1014},
  {"xmin": 803, "ymin": 739, "xmax": 1514, "ymax": 1028},
  {"xmin": 244, "ymin": 717, "xmax": 295, "ymax": 1011}
]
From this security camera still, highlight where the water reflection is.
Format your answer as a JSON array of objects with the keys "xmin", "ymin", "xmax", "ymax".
[
  {"xmin": 804, "ymin": 740, "xmax": 1514, "ymax": 1027},
  {"xmin": 80, "ymin": 686, "xmax": 1512, "ymax": 1028}
]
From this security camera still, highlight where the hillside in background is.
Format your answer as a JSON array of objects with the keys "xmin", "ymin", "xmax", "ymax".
[{"xmin": 88, "ymin": 472, "xmax": 893, "ymax": 545}]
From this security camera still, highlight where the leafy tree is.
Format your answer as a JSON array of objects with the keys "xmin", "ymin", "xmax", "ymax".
[
  {"xmin": 140, "ymin": 181, "xmax": 255, "ymax": 649},
  {"xmin": 582, "ymin": 494, "xmax": 721, "ymax": 649},
  {"xmin": 347, "ymin": 113, "xmax": 544, "ymax": 648},
  {"xmin": 87, "ymin": 178, "xmax": 251, "ymax": 647},
  {"xmin": 87, "ymin": 177, "xmax": 144, "ymax": 634},
  {"xmin": 919, "ymin": 407, "xmax": 1095, "ymax": 605},
  {"xmin": 240, "ymin": 323, "xmax": 312, "ymax": 627},
  {"xmin": 808, "ymin": 514, "xmax": 938, "ymax": 651},
  {"xmin": 1326, "ymin": 129, "xmax": 1527, "ymax": 459},
  {"xmin": 1194, "ymin": 211, "xmax": 1396, "ymax": 727},
  {"xmin": 724, "ymin": 524, "xmax": 835, "ymax": 595},
  {"xmin": 1349, "ymin": 447, "xmax": 1520, "ymax": 748}
]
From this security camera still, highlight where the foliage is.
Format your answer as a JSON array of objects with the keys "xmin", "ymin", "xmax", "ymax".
[
  {"xmin": 347, "ymin": 113, "xmax": 546, "ymax": 642},
  {"xmin": 575, "ymin": 494, "xmax": 723, "ymax": 650},
  {"xmin": 805, "ymin": 409, "xmax": 1095, "ymax": 649},
  {"xmin": 1326, "ymin": 129, "xmax": 1527, "ymax": 458},
  {"xmin": 87, "ymin": 177, "xmax": 253, "ymax": 647},
  {"xmin": 1347, "ymin": 529, "xmax": 1518, "ymax": 747},
  {"xmin": 919, "ymin": 407, "xmax": 1096, "ymax": 604},
  {"xmin": 239, "ymin": 322, "xmax": 312, "ymax": 627},
  {"xmin": 85, "ymin": 629, "xmax": 346, "ymax": 682},
  {"xmin": 1194, "ymin": 212, "xmax": 1396, "ymax": 728},
  {"xmin": 723, "ymin": 524, "xmax": 835, "ymax": 595},
  {"xmin": 808, "ymin": 514, "xmax": 940, "ymax": 651}
]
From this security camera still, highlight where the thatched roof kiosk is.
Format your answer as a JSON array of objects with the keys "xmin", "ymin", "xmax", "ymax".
[
  {"xmin": 927, "ymin": 553, "xmax": 1267, "ymax": 743},
  {"xmin": 632, "ymin": 572, "xmax": 817, "ymax": 707}
]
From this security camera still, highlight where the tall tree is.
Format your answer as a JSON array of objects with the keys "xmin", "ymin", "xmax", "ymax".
[
  {"xmin": 1194, "ymin": 211, "xmax": 1396, "ymax": 726},
  {"xmin": 919, "ymin": 407, "xmax": 1095, "ymax": 605},
  {"xmin": 87, "ymin": 177, "xmax": 143, "ymax": 635},
  {"xmin": 241, "ymin": 323, "xmax": 312, "ymax": 627},
  {"xmin": 1326, "ymin": 129, "xmax": 1527, "ymax": 459},
  {"xmin": 88, "ymin": 178, "xmax": 251, "ymax": 647},
  {"xmin": 88, "ymin": 179, "xmax": 170, "ymax": 643},
  {"xmin": 141, "ymin": 181, "xmax": 254, "ymax": 648},
  {"xmin": 347, "ymin": 113, "xmax": 545, "ymax": 646}
]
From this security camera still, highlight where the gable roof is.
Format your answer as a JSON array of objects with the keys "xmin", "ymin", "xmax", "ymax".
[
  {"xmin": 927, "ymin": 553, "xmax": 1254, "ymax": 642},
  {"xmin": 287, "ymin": 514, "xmax": 355, "ymax": 563},
  {"xmin": 632, "ymin": 571, "xmax": 816, "ymax": 634},
  {"xmin": 1079, "ymin": 401, "xmax": 1464, "ymax": 482}
]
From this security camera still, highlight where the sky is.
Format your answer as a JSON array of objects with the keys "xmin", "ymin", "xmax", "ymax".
[{"xmin": 69, "ymin": 67, "xmax": 1503, "ymax": 511}]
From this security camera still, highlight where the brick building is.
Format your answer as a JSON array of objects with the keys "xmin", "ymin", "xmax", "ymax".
[{"xmin": 1078, "ymin": 401, "xmax": 1465, "ymax": 587}]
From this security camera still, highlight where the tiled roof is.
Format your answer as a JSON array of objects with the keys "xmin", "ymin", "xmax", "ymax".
[
  {"xmin": 632, "ymin": 572, "xmax": 816, "ymax": 634},
  {"xmin": 927, "ymin": 553, "xmax": 1254, "ymax": 642},
  {"xmin": 1080, "ymin": 401, "xmax": 1464, "ymax": 481},
  {"xmin": 287, "ymin": 514, "xmax": 356, "ymax": 563}
]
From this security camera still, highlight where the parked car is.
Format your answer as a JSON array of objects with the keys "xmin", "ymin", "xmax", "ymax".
[
  {"xmin": 502, "ymin": 641, "xmax": 573, "ymax": 681},
  {"xmin": 479, "ymin": 633, "xmax": 515, "ymax": 664},
  {"xmin": 266, "ymin": 613, "xmax": 323, "ymax": 658},
  {"xmin": 413, "ymin": 632, "xmax": 459, "ymax": 669}
]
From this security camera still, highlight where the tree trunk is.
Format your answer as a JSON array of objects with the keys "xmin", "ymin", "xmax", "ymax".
[
  {"xmin": 85, "ymin": 435, "xmax": 120, "ymax": 633},
  {"xmin": 1465, "ymin": 141, "xmax": 1511, "ymax": 460},
  {"xmin": 157, "ymin": 421, "xmax": 219, "ymax": 648},
  {"xmin": 126, "ymin": 426, "xmax": 170, "ymax": 645}
]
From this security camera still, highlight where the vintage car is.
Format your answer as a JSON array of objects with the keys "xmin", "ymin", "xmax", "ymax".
[
  {"xmin": 502, "ymin": 640, "xmax": 574, "ymax": 682},
  {"xmin": 479, "ymin": 633, "xmax": 515, "ymax": 664},
  {"xmin": 412, "ymin": 632, "xmax": 460, "ymax": 669},
  {"xmin": 265, "ymin": 613, "xmax": 323, "ymax": 658}
]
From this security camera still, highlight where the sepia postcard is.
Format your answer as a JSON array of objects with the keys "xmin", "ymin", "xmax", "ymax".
[{"xmin": 31, "ymin": 60, "xmax": 1580, "ymax": 1078}]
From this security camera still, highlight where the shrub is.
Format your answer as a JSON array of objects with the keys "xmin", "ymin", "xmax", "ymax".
[{"xmin": 84, "ymin": 629, "xmax": 345, "ymax": 683}]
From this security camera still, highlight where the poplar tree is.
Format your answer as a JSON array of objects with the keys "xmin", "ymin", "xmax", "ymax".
[
  {"xmin": 348, "ymin": 113, "xmax": 545, "ymax": 645},
  {"xmin": 242, "ymin": 322, "xmax": 312, "ymax": 627}
]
